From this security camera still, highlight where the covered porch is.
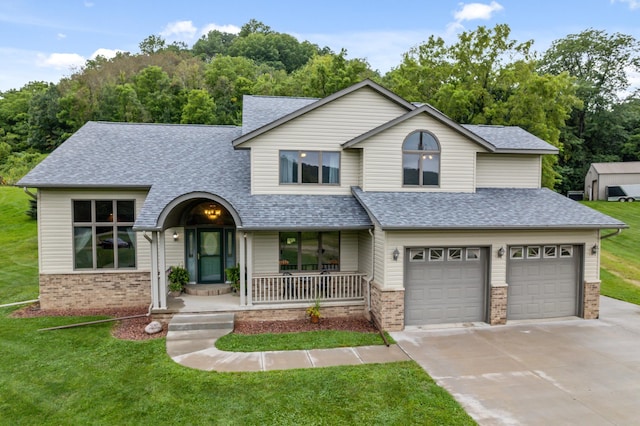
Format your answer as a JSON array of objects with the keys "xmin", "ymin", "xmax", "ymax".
[{"xmin": 144, "ymin": 192, "xmax": 371, "ymax": 313}]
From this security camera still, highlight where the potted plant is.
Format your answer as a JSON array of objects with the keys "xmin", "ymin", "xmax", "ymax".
[
  {"xmin": 305, "ymin": 299, "xmax": 321, "ymax": 324},
  {"xmin": 225, "ymin": 264, "xmax": 240, "ymax": 294},
  {"xmin": 168, "ymin": 266, "xmax": 189, "ymax": 296}
]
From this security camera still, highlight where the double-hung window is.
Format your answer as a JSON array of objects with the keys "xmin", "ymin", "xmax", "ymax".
[
  {"xmin": 279, "ymin": 150, "xmax": 340, "ymax": 184},
  {"xmin": 402, "ymin": 131, "xmax": 441, "ymax": 186},
  {"xmin": 73, "ymin": 200, "xmax": 136, "ymax": 269}
]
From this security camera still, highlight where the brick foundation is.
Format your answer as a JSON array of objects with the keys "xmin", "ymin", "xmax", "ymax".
[
  {"xmin": 39, "ymin": 272, "xmax": 151, "ymax": 310},
  {"xmin": 489, "ymin": 285, "xmax": 508, "ymax": 325},
  {"xmin": 236, "ymin": 304, "xmax": 366, "ymax": 322},
  {"xmin": 583, "ymin": 280, "xmax": 601, "ymax": 319},
  {"xmin": 369, "ymin": 282, "xmax": 404, "ymax": 331}
]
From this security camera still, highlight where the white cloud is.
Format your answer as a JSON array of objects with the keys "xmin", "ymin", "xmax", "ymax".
[
  {"xmin": 36, "ymin": 52, "xmax": 85, "ymax": 70},
  {"xmin": 84, "ymin": 1, "xmax": 94, "ymax": 7},
  {"xmin": 57, "ymin": 33, "xmax": 66, "ymax": 39},
  {"xmin": 160, "ymin": 20, "xmax": 197, "ymax": 40},
  {"xmin": 200, "ymin": 23, "xmax": 241, "ymax": 36},
  {"xmin": 90, "ymin": 48, "xmax": 121, "ymax": 60},
  {"xmin": 612, "ymin": 0, "xmax": 640, "ymax": 10},
  {"xmin": 453, "ymin": 1, "xmax": 504, "ymax": 22}
]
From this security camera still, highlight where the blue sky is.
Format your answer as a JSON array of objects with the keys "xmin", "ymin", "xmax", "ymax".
[{"xmin": 1, "ymin": 0, "xmax": 639, "ymax": 92}]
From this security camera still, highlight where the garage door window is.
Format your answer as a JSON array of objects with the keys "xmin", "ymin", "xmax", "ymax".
[
  {"xmin": 560, "ymin": 245, "xmax": 573, "ymax": 258},
  {"xmin": 429, "ymin": 248, "xmax": 444, "ymax": 261},
  {"xmin": 544, "ymin": 246, "xmax": 557, "ymax": 258},
  {"xmin": 410, "ymin": 249, "xmax": 425, "ymax": 261},
  {"xmin": 467, "ymin": 248, "xmax": 481, "ymax": 260},
  {"xmin": 527, "ymin": 246, "xmax": 541, "ymax": 259},
  {"xmin": 448, "ymin": 248, "xmax": 462, "ymax": 260},
  {"xmin": 510, "ymin": 247, "xmax": 524, "ymax": 259}
]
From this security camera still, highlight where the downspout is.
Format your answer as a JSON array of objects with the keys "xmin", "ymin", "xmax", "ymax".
[
  {"xmin": 600, "ymin": 229, "xmax": 622, "ymax": 240},
  {"xmin": 23, "ymin": 187, "xmax": 37, "ymax": 200}
]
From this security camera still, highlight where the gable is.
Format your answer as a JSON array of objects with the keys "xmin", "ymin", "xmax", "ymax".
[
  {"xmin": 233, "ymin": 80, "xmax": 415, "ymax": 147},
  {"xmin": 355, "ymin": 113, "xmax": 489, "ymax": 192}
]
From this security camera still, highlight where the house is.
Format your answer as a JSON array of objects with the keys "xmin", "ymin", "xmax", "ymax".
[
  {"xmin": 585, "ymin": 161, "xmax": 640, "ymax": 200},
  {"xmin": 18, "ymin": 80, "xmax": 626, "ymax": 331}
]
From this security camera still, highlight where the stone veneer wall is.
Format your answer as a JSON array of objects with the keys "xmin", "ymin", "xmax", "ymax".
[
  {"xmin": 39, "ymin": 272, "xmax": 151, "ymax": 310},
  {"xmin": 369, "ymin": 282, "xmax": 404, "ymax": 331},
  {"xmin": 583, "ymin": 280, "xmax": 601, "ymax": 319},
  {"xmin": 489, "ymin": 285, "xmax": 508, "ymax": 325}
]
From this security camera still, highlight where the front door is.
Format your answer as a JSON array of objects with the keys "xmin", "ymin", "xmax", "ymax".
[{"xmin": 198, "ymin": 229, "xmax": 223, "ymax": 283}]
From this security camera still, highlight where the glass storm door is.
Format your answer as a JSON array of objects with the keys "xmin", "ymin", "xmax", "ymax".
[{"xmin": 198, "ymin": 229, "xmax": 223, "ymax": 283}]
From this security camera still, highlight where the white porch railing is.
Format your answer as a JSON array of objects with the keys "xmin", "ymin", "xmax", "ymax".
[{"xmin": 252, "ymin": 272, "xmax": 366, "ymax": 304}]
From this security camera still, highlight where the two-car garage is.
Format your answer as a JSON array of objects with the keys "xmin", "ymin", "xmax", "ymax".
[{"xmin": 404, "ymin": 245, "xmax": 582, "ymax": 326}]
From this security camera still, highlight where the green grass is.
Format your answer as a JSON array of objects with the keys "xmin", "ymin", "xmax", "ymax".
[
  {"xmin": 0, "ymin": 186, "xmax": 474, "ymax": 425},
  {"xmin": 583, "ymin": 201, "xmax": 640, "ymax": 304},
  {"xmin": 217, "ymin": 329, "xmax": 394, "ymax": 352},
  {"xmin": 0, "ymin": 187, "xmax": 39, "ymax": 304}
]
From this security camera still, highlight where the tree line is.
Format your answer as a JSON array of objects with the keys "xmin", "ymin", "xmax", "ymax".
[{"xmin": 0, "ymin": 19, "xmax": 638, "ymax": 193}]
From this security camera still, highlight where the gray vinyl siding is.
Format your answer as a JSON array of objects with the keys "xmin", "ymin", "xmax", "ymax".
[
  {"xmin": 242, "ymin": 86, "xmax": 408, "ymax": 195},
  {"xmin": 252, "ymin": 232, "xmax": 279, "ymax": 274},
  {"xmin": 360, "ymin": 114, "xmax": 487, "ymax": 192},
  {"xmin": 38, "ymin": 188, "xmax": 151, "ymax": 274},
  {"xmin": 476, "ymin": 154, "xmax": 541, "ymax": 188},
  {"xmin": 164, "ymin": 227, "xmax": 184, "ymax": 268}
]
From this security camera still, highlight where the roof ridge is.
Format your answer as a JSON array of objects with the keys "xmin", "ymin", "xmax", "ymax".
[{"xmin": 91, "ymin": 121, "xmax": 241, "ymax": 129}]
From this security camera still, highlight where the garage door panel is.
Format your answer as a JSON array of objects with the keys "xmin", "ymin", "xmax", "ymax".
[
  {"xmin": 507, "ymin": 245, "xmax": 580, "ymax": 320},
  {"xmin": 405, "ymin": 247, "xmax": 487, "ymax": 326}
]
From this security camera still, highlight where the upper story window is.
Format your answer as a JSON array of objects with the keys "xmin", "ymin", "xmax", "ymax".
[
  {"xmin": 402, "ymin": 131, "xmax": 440, "ymax": 186},
  {"xmin": 73, "ymin": 200, "xmax": 136, "ymax": 270},
  {"xmin": 280, "ymin": 150, "xmax": 340, "ymax": 185}
]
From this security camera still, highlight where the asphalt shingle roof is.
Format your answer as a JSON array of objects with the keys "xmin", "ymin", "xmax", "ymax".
[
  {"xmin": 352, "ymin": 187, "xmax": 626, "ymax": 230},
  {"xmin": 18, "ymin": 121, "xmax": 371, "ymax": 231},
  {"xmin": 242, "ymin": 95, "xmax": 317, "ymax": 135},
  {"xmin": 462, "ymin": 125, "xmax": 558, "ymax": 153}
]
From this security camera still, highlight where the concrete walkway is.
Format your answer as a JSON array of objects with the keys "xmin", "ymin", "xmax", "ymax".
[
  {"xmin": 166, "ymin": 314, "xmax": 410, "ymax": 372},
  {"xmin": 391, "ymin": 296, "xmax": 640, "ymax": 426}
]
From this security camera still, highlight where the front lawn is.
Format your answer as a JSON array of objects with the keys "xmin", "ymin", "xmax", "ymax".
[
  {"xmin": 217, "ymin": 329, "xmax": 392, "ymax": 352},
  {"xmin": 0, "ymin": 186, "xmax": 475, "ymax": 425}
]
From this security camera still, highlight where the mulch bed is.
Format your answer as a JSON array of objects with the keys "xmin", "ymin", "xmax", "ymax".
[{"xmin": 10, "ymin": 302, "xmax": 378, "ymax": 341}]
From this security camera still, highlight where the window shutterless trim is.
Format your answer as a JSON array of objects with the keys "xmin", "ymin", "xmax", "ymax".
[
  {"xmin": 72, "ymin": 199, "xmax": 137, "ymax": 270},
  {"xmin": 279, "ymin": 150, "xmax": 341, "ymax": 185}
]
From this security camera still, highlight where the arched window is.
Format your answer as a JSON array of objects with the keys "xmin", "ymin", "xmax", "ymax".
[{"xmin": 402, "ymin": 131, "xmax": 440, "ymax": 186}]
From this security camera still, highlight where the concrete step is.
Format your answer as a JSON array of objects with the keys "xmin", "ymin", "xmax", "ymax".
[{"xmin": 168, "ymin": 313, "xmax": 235, "ymax": 332}]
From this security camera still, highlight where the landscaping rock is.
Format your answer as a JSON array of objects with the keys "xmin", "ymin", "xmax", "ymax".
[{"xmin": 144, "ymin": 321, "xmax": 163, "ymax": 335}]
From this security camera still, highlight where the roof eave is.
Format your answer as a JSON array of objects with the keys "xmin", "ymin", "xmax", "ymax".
[
  {"xmin": 239, "ymin": 225, "xmax": 373, "ymax": 232},
  {"xmin": 377, "ymin": 224, "xmax": 628, "ymax": 231},
  {"xmin": 494, "ymin": 148, "xmax": 559, "ymax": 155},
  {"xmin": 15, "ymin": 183, "xmax": 152, "ymax": 190}
]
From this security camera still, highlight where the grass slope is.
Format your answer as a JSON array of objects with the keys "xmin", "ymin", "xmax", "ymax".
[
  {"xmin": 0, "ymin": 186, "xmax": 474, "ymax": 425},
  {"xmin": 0, "ymin": 187, "xmax": 39, "ymax": 304},
  {"xmin": 583, "ymin": 201, "xmax": 640, "ymax": 304}
]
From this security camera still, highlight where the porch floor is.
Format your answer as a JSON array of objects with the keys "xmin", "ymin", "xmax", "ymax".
[{"xmin": 164, "ymin": 293, "xmax": 243, "ymax": 313}]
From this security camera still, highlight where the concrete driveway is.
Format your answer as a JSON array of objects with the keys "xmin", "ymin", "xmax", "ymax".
[{"xmin": 391, "ymin": 296, "xmax": 640, "ymax": 425}]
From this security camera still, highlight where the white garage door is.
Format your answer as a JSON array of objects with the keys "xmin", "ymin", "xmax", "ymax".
[
  {"xmin": 405, "ymin": 247, "xmax": 487, "ymax": 326},
  {"xmin": 507, "ymin": 245, "xmax": 580, "ymax": 320}
]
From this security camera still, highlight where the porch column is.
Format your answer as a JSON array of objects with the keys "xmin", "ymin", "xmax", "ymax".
[
  {"xmin": 150, "ymin": 231, "xmax": 160, "ymax": 309},
  {"xmin": 158, "ymin": 230, "xmax": 167, "ymax": 309},
  {"xmin": 246, "ymin": 232, "xmax": 253, "ymax": 306},
  {"xmin": 239, "ymin": 232, "xmax": 246, "ymax": 306}
]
